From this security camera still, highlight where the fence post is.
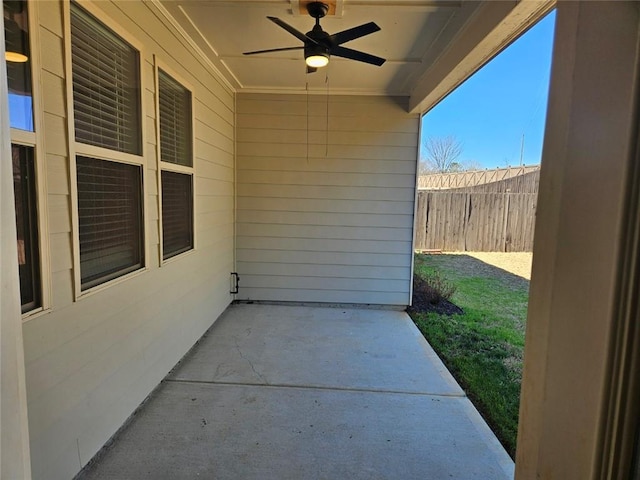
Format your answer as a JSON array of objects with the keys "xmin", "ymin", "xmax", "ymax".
[{"xmin": 502, "ymin": 193, "xmax": 511, "ymax": 252}]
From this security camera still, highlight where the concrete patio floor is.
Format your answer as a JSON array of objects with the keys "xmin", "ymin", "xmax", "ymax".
[{"xmin": 77, "ymin": 304, "xmax": 514, "ymax": 479}]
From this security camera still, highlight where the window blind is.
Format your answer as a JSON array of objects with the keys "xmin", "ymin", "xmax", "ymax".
[
  {"xmin": 158, "ymin": 70, "xmax": 192, "ymax": 166},
  {"xmin": 70, "ymin": 3, "xmax": 141, "ymax": 155},
  {"xmin": 77, "ymin": 156, "xmax": 143, "ymax": 289},
  {"xmin": 162, "ymin": 171, "xmax": 193, "ymax": 259}
]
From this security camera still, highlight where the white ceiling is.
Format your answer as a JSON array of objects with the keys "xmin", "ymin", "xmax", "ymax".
[{"xmin": 157, "ymin": 0, "xmax": 552, "ymax": 110}]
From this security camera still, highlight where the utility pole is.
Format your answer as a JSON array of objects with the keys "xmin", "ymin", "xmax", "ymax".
[{"xmin": 519, "ymin": 134, "xmax": 525, "ymax": 166}]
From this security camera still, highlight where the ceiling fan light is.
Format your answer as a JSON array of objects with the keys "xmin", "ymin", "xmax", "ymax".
[
  {"xmin": 5, "ymin": 51, "xmax": 28, "ymax": 63},
  {"xmin": 305, "ymin": 53, "xmax": 329, "ymax": 68}
]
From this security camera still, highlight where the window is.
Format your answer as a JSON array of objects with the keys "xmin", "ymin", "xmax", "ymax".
[
  {"xmin": 4, "ymin": 0, "xmax": 33, "ymax": 131},
  {"xmin": 77, "ymin": 157, "xmax": 143, "ymax": 290},
  {"xmin": 159, "ymin": 70, "xmax": 192, "ymax": 167},
  {"xmin": 70, "ymin": 3, "xmax": 145, "ymax": 291},
  {"xmin": 158, "ymin": 68, "xmax": 194, "ymax": 260},
  {"xmin": 70, "ymin": 2, "xmax": 141, "ymax": 154},
  {"xmin": 161, "ymin": 171, "xmax": 193, "ymax": 259},
  {"xmin": 5, "ymin": 0, "xmax": 44, "ymax": 313},
  {"xmin": 12, "ymin": 145, "xmax": 40, "ymax": 312}
]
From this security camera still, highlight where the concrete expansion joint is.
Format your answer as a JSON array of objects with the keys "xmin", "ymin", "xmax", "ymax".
[{"xmin": 166, "ymin": 378, "xmax": 467, "ymax": 398}]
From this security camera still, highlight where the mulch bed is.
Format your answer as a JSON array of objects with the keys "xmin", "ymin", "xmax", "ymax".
[{"xmin": 408, "ymin": 291, "xmax": 463, "ymax": 316}]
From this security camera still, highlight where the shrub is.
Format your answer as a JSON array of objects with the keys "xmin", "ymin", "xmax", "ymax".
[{"xmin": 413, "ymin": 272, "xmax": 456, "ymax": 304}]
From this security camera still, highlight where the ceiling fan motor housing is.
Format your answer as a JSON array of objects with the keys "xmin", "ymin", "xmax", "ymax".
[
  {"xmin": 307, "ymin": 24, "xmax": 330, "ymax": 43},
  {"xmin": 305, "ymin": 23, "xmax": 332, "ymax": 59},
  {"xmin": 304, "ymin": 43, "xmax": 329, "ymax": 63},
  {"xmin": 306, "ymin": 2, "xmax": 329, "ymax": 19}
]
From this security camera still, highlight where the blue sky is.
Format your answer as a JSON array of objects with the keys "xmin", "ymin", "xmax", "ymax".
[{"xmin": 421, "ymin": 10, "xmax": 556, "ymax": 169}]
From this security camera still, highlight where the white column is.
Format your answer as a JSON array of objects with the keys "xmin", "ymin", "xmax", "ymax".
[
  {"xmin": 0, "ymin": 11, "xmax": 33, "ymax": 480},
  {"xmin": 516, "ymin": 2, "xmax": 640, "ymax": 478}
]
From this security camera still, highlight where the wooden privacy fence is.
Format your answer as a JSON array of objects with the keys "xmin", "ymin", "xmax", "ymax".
[
  {"xmin": 418, "ymin": 165, "xmax": 540, "ymax": 190},
  {"xmin": 414, "ymin": 191, "xmax": 538, "ymax": 252}
]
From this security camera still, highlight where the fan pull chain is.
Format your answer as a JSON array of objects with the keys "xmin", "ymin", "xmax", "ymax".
[
  {"xmin": 325, "ymin": 72, "xmax": 329, "ymax": 157},
  {"xmin": 306, "ymin": 81, "xmax": 310, "ymax": 163}
]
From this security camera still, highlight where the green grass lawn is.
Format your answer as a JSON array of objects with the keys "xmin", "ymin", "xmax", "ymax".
[{"xmin": 409, "ymin": 253, "xmax": 530, "ymax": 458}]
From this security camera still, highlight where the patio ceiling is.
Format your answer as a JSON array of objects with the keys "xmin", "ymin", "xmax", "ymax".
[{"xmin": 157, "ymin": 0, "xmax": 553, "ymax": 112}]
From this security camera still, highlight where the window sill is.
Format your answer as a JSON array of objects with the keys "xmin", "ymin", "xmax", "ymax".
[
  {"xmin": 75, "ymin": 266, "xmax": 149, "ymax": 301},
  {"xmin": 161, "ymin": 247, "xmax": 195, "ymax": 267},
  {"xmin": 21, "ymin": 306, "xmax": 52, "ymax": 323}
]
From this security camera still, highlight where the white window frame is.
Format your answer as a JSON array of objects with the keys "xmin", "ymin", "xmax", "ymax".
[
  {"xmin": 154, "ymin": 57, "xmax": 196, "ymax": 265},
  {"xmin": 64, "ymin": 0, "xmax": 148, "ymax": 299},
  {"xmin": 7, "ymin": 0, "xmax": 52, "ymax": 320}
]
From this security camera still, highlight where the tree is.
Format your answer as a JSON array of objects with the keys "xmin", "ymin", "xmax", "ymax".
[{"xmin": 422, "ymin": 135, "xmax": 464, "ymax": 173}]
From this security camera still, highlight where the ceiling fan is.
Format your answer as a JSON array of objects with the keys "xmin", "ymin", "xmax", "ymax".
[{"xmin": 243, "ymin": 1, "xmax": 385, "ymax": 73}]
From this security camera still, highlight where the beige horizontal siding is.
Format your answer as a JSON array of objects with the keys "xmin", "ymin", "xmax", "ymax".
[
  {"xmin": 197, "ymin": 158, "xmax": 234, "ymax": 182},
  {"xmin": 42, "ymin": 113, "xmax": 67, "ymax": 156},
  {"xmin": 196, "ymin": 177, "xmax": 234, "ymax": 197},
  {"xmin": 237, "ymin": 183, "xmax": 416, "ymax": 201},
  {"xmin": 195, "ymin": 118, "xmax": 235, "ymax": 153},
  {"xmin": 236, "ymin": 262, "xmax": 410, "ymax": 280},
  {"xmin": 239, "ymin": 288, "xmax": 409, "ymax": 305},
  {"xmin": 39, "ymin": 28, "xmax": 64, "ymax": 77},
  {"xmin": 196, "ymin": 141, "xmax": 235, "ymax": 168},
  {"xmin": 238, "ymin": 170, "xmax": 414, "ymax": 188},
  {"xmin": 23, "ymin": 2, "xmax": 235, "ymax": 479},
  {"xmin": 237, "ymin": 249, "xmax": 411, "ymax": 267},
  {"xmin": 237, "ymin": 197, "xmax": 413, "ymax": 215},
  {"xmin": 38, "ymin": 0, "xmax": 63, "ymax": 35},
  {"xmin": 236, "ymin": 112, "xmax": 419, "ymax": 133},
  {"xmin": 237, "ymin": 142, "xmax": 417, "ymax": 161},
  {"xmin": 236, "ymin": 93, "xmax": 411, "ymax": 115},
  {"xmin": 195, "ymin": 99, "xmax": 234, "ymax": 140},
  {"xmin": 237, "ymin": 128, "xmax": 418, "ymax": 147},
  {"xmin": 237, "ymin": 210, "xmax": 413, "ymax": 229},
  {"xmin": 48, "ymin": 232, "xmax": 72, "ymax": 273},
  {"xmin": 47, "ymin": 195, "xmax": 70, "ymax": 234},
  {"xmin": 236, "ymin": 93, "xmax": 419, "ymax": 305},
  {"xmin": 196, "ymin": 193, "xmax": 234, "ymax": 214},
  {"xmin": 238, "ymin": 156, "xmax": 417, "ymax": 174},
  {"xmin": 237, "ymin": 222, "xmax": 413, "ymax": 241},
  {"xmin": 47, "ymin": 270, "xmax": 72, "ymax": 309},
  {"xmin": 45, "ymin": 154, "xmax": 68, "ymax": 195},
  {"xmin": 241, "ymin": 275, "xmax": 408, "ymax": 292},
  {"xmin": 41, "ymin": 71, "xmax": 65, "ymax": 116},
  {"xmin": 236, "ymin": 236, "xmax": 412, "ymax": 255}
]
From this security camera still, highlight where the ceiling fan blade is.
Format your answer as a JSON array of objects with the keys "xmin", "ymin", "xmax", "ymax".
[
  {"xmin": 243, "ymin": 46, "xmax": 304, "ymax": 56},
  {"xmin": 267, "ymin": 16, "xmax": 318, "ymax": 45},
  {"xmin": 306, "ymin": 66, "xmax": 317, "ymax": 74},
  {"xmin": 330, "ymin": 22, "xmax": 381, "ymax": 45},
  {"xmin": 330, "ymin": 46, "xmax": 386, "ymax": 66}
]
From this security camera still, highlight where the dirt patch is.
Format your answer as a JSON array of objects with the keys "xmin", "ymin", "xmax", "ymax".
[
  {"xmin": 417, "ymin": 252, "xmax": 532, "ymax": 292},
  {"xmin": 411, "ymin": 252, "xmax": 532, "ymax": 315},
  {"xmin": 450, "ymin": 252, "xmax": 533, "ymax": 280}
]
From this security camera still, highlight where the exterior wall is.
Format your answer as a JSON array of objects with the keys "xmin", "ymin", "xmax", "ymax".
[
  {"xmin": 20, "ymin": 2, "xmax": 235, "ymax": 479},
  {"xmin": 236, "ymin": 94, "xmax": 419, "ymax": 305}
]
